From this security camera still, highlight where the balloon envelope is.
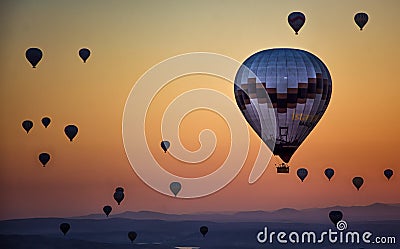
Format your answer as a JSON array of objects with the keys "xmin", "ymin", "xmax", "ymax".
[
  {"xmin": 41, "ymin": 117, "xmax": 51, "ymax": 128},
  {"xmin": 297, "ymin": 168, "xmax": 308, "ymax": 182},
  {"xmin": 288, "ymin": 12, "xmax": 306, "ymax": 35},
  {"xmin": 384, "ymin": 169, "xmax": 393, "ymax": 180},
  {"xmin": 352, "ymin": 177, "xmax": 364, "ymax": 190},
  {"xmin": 324, "ymin": 168, "xmax": 335, "ymax": 181},
  {"xmin": 200, "ymin": 226, "xmax": 208, "ymax": 237},
  {"xmin": 113, "ymin": 191, "xmax": 124, "ymax": 205},
  {"xmin": 79, "ymin": 48, "xmax": 91, "ymax": 63},
  {"xmin": 115, "ymin": 187, "xmax": 124, "ymax": 193},
  {"xmin": 354, "ymin": 12, "xmax": 369, "ymax": 30},
  {"xmin": 22, "ymin": 120, "xmax": 33, "ymax": 133},
  {"xmin": 329, "ymin": 211, "xmax": 343, "ymax": 225},
  {"xmin": 161, "ymin": 141, "xmax": 170, "ymax": 153},
  {"xmin": 25, "ymin": 48, "xmax": 43, "ymax": 68},
  {"xmin": 64, "ymin": 125, "xmax": 78, "ymax": 142},
  {"xmin": 169, "ymin": 182, "xmax": 181, "ymax": 197},
  {"xmin": 39, "ymin": 153, "xmax": 50, "ymax": 167},
  {"xmin": 60, "ymin": 223, "xmax": 70, "ymax": 235},
  {"xmin": 128, "ymin": 231, "xmax": 137, "ymax": 242},
  {"xmin": 234, "ymin": 48, "xmax": 332, "ymax": 163},
  {"xmin": 103, "ymin": 205, "xmax": 112, "ymax": 217}
]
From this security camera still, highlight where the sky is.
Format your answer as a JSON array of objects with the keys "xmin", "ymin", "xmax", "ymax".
[{"xmin": 0, "ymin": 0, "xmax": 399, "ymax": 219}]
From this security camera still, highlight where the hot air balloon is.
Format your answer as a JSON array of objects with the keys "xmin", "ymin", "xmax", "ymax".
[
  {"xmin": 38, "ymin": 153, "xmax": 50, "ymax": 167},
  {"xmin": 41, "ymin": 117, "xmax": 51, "ymax": 128},
  {"xmin": 79, "ymin": 48, "xmax": 91, "ymax": 63},
  {"xmin": 113, "ymin": 190, "xmax": 124, "ymax": 205},
  {"xmin": 103, "ymin": 205, "xmax": 112, "ymax": 217},
  {"xmin": 384, "ymin": 169, "xmax": 393, "ymax": 181},
  {"xmin": 22, "ymin": 120, "xmax": 33, "ymax": 133},
  {"xmin": 64, "ymin": 125, "xmax": 78, "ymax": 142},
  {"xmin": 329, "ymin": 211, "xmax": 343, "ymax": 226},
  {"xmin": 352, "ymin": 177, "xmax": 364, "ymax": 191},
  {"xmin": 169, "ymin": 182, "xmax": 181, "ymax": 197},
  {"xmin": 128, "ymin": 231, "xmax": 137, "ymax": 242},
  {"xmin": 297, "ymin": 168, "xmax": 308, "ymax": 182},
  {"xmin": 25, "ymin": 48, "xmax": 43, "ymax": 68},
  {"xmin": 324, "ymin": 168, "xmax": 334, "ymax": 181},
  {"xmin": 60, "ymin": 222, "xmax": 70, "ymax": 235},
  {"xmin": 354, "ymin": 12, "xmax": 369, "ymax": 30},
  {"xmin": 161, "ymin": 141, "xmax": 170, "ymax": 153},
  {"xmin": 234, "ymin": 48, "xmax": 332, "ymax": 163},
  {"xmin": 288, "ymin": 12, "xmax": 306, "ymax": 35},
  {"xmin": 200, "ymin": 226, "xmax": 208, "ymax": 237},
  {"xmin": 115, "ymin": 187, "xmax": 124, "ymax": 193}
]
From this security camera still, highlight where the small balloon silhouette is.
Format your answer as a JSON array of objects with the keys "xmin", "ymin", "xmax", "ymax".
[
  {"xmin": 22, "ymin": 120, "xmax": 33, "ymax": 133},
  {"xmin": 60, "ymin": 222, "xmax": 70, "ymax": 235},
  {"xmin": 128, "ymin": 231, "xmax": 137, "ymax": 242},
  {"xmin": 384, "ymin": 169, "xmax": 393, "ymax": 181},
  {"xmin": 352, "ymin": 177, "xmax": 364, "ymax": 191},
  {"xmin": 200, "ymin": 226, "xmax": 208, "ymax": 237},
  {"xmin": 288, "ymin": 12, "xmax": 306, "ymax": 35},
  {"xmin": 297, "ymin": 168, "xmax": 308, "ymax": 182},
  {"xmin": 41, "ymin": 117, "xmax": 51, "ymax": 128},
  {"xmin": 324, "ymin": 168, "xmax": 335, "ymax": 181},
  {"xmin": 354, "ymin": 12, "xmax": 369, "ymax": 30},
  {"xmin": 113, "ymin": 190, "xmax": 124, "ymax": 205},
  {"xmin": 169, "ymin": 182, "xmax": 181, "ymax": 197},
  {"xmin": 38, "ymin": 153, "xmax": 50, "ymax": 167},
  {"xmin": 103, "ymin": 205, "xmax": 112, "ymax": 217},
  {"xmin": 329, "ymin": 211, "xmax": 343, "ymax": 225},
  {"xmin": 25, "ymin": 48, "xmax": 43, "ymax": 68},
  {"xmin": 161, "ymin": 141, "xmax": 170, "ymax": 153},
  {"xmin": 64, "ymin": 125, "xmax": 78, "ymax": 142},
  {"xmin": 79, "ymin": 48, "xmax": 91, "ymax": 63}
]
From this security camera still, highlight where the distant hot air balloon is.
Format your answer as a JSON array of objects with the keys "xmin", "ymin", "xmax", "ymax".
[
  {"xmin": 384, "ymin": 169, "xmax": 393, "ymax": 181},
  {"xmin": 234, "ymin": 48, "xmax": 332, "ymax": 164},
  {"xmin": 115, "ymin": 187, "xmax": 124, "ymax": 193},
  {"xmin": 161, "ymin": 141, "xmax": 170, "ymax": 153},
  {"xmin": 324, "ymin": 168, "xmax": 335, "ymax": 181},
  {"xmin": 22, "ymin": 120, "xmax": 33, "ymax": 133},
  {"xmin": 352, "ymin": 176, "xmax": 364, "ymax": 191},
  {"xmin": 38, "ymin": 152, "xmax": 50, "ymax": 167},
  {"xmin": 169, "ymin": 182, "xmax": 181, "ymax": 197},
  {"xmin": 64, "ymin": 125, "xmax": 78, "ymax": 142},
  {"xmin": 128, "ymin": 231, "xmax": 137, "ymax": 242},
  {"xmin": 354, "ymin": 12, "xmax": 369, "ymax": 30},
  {"xmin": 60, "ymin": 222, "xmax": 70, "ymax": 235},
  {"xmin": 103, "ymin": 205, "xmax": 112, "ymax": 217},
  {"xmin": 297, "ymin": 168, "xmax": 308, "ymax": 182},
  {"xmin": 288, "ymin": 12, "xmax": 306, "ymax": 35},
  {"xmin": 329, "ymin": 211, "xmax": 343, "ymax": 226},
  {"xmin": 41, "ymin": 117, "xmax": 51, "ymax": 128},
  {"xmin": 25, "ymin": 48, "xmax": 43, "ymax": 68},
  {"xmin": 113, "ymin": 190, "xmax": 125, "ymax": 205},
  {"xmin": 200, "ymin": 226, "xmax": 208, "ymax": 237},
  {"xmin": 79, "ymin": 48, "xmax": 91, "ymax": 63}
]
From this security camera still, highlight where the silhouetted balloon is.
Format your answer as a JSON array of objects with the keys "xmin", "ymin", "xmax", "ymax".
[
  {"xmin": 115, "ymin": 187, "xmax": 124, "ymax": 193},
  {"xmin": 200, "ymin": 226, "xmax": 208, "ymax": 237},
  {"xmin": 324, "ymin": 168, "xmax": 335, "ymax": 181},
  {"xmin": 352, "ymin": 177, "xmax": 364, "ymax": 191},
  {"xmin": 354, "ymin": 12, "xmax": 369, "ymax": 30},
  {"xmin": 60, "ymin": 223, "xmax": 70, "ymax": 235},
  {"xmin": 22, "ymin": 120, "xmax": 33, "ymax": 133},
  {"xmin": 169, "ymin": 182, "xmax": 181, "ymax": 197},
  {"xmin": 25, "ymin": 48, "xmax": 43, "ymax": 68},
  {"xmin": 79, "ymin": 48, "xmax": 91, "ymax": 63},
  {"xmin": 297, "ymin": 168, "xmax": 308, "ymax": 182},
  {"xmin": 384, "ymin": 169, "xmax": 393, "ymax": 181},
  {"xmin": 103, "ymin": 205, "xmax": 112, "ymax": 217},
  {"xmin": 161, "ymin": 141, "xmax": 170, "ymax": 153},
  {"xmin": 39, "ymin": 153, "xmax": 50, "ymax": 167},
  {"xmin": 329, "ymin": 211, "xmax": 343, "ymax": 225},
  {"xmin": 288, "ymin": 12, "xmax": 306, "ymax": 35},
  {"xmin": 128, "ymin": 231, "xmax": 137, "ymax": 242},
  {"xmin": 64, "ymin": 125, "xmax": 78, "ymax": 142},
  {"xmin": 113, "ymin": 191, "xmax": 124, "ymax": 205},
  {"xmin": 41, "ymin": 117, "xmax": 51, "ymax": 128}
]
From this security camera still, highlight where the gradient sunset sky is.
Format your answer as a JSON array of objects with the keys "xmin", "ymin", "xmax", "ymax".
[{"xmin": 0, "ymin": 0, "xmax": 399, "ymax": 219}]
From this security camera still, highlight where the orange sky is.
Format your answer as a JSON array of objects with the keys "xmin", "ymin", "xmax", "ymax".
[{"xmin": 0, "ymin": 0, "xmax": 399, "ymax": 219}]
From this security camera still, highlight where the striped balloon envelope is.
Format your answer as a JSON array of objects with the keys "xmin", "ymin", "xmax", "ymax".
[{"xmin": 234, "ymin": 48, "xmax": 332, "ymax": 163}]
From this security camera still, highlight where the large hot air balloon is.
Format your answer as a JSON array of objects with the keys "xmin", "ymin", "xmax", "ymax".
[
  {"xmin": 234, "ymin": 48, "xmax": 332, "ymax": 163},
  {"xmin": 384, "ymin": 169, "xmax": 393, "ymax": 181},
  {"xmin": 200, "ymin": 226, "xmax": 208, "ymax": 237},
  {"xmin": 79, "ymin": 48, "xmax": 91, "ymax": 63},
  {"xmin": 41, "ymin": 117, "xmax": 51, "ymax": 128},
  {"xmin": 161, "ymin": 141, "xmax": 170, "ymax": 153},
  {"xmin": 60, "ymin": 222, "xmax": 70, "ymax": 235},
  {"xmin": 39, "ymin": 152, "xmax": 50, "ymax": 167},
  {"xmin": 354, "ymin": 12, "xmax": 369, "ymax": 30},
  {"xmin": 103, "ymin": 205, "xmax": 112, "ymax": 217},
  {"xmin": 352, "ymin": 177, "xmax": 364, "ymax": 191},
  {"xmin": 22, "ymin": 120, "xmax": 33, "ymax": 133},
  {"xmin": 113, "ymin": 189, "xmax": 125, "ymax": 205},
  {"xmin": 25, "ymin": 48, "xmax": 43, "ymax": 68},
  {"xmin": 296, "ymin": 168, "xmax": 308, "ymax": 182},
  {"xmin": 329, "ymin": 210, "xmax": 343, "ymax": 226},
  {"xmin": 128, "ymin": 231, "xmax": 137, "ymax": 242},
  {"xmin": 169, "ymin": 182, "xmax": 181, "ymax": 197},
  {"xmin": 324, "ymin": 168, "xmax": 335, "ymax": 181},
  {"xmin": 64, "ymin": 125, "xmax": 78, "ymax": 142},
  {"xmin": 288, "ymin": 12, "xmax": 306, "ymax": 35}
]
